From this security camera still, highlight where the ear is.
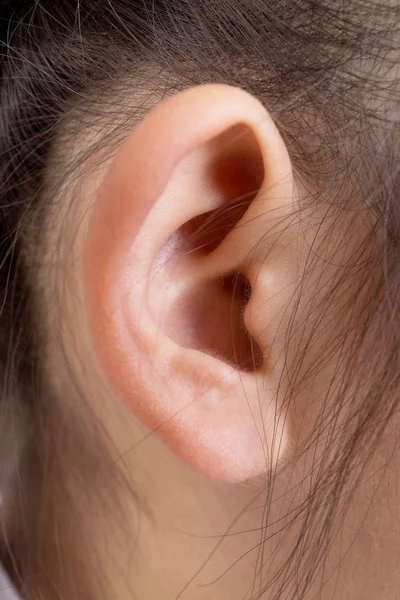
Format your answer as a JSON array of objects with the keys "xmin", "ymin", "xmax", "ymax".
[{"xmin": 83, "ymin": 84, "xmax": 297, "ymax": 483}]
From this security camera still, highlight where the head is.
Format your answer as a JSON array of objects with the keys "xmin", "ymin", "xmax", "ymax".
[{"xmin": 0, "ymin": 1, "xmax": 400, "ymax": 599}]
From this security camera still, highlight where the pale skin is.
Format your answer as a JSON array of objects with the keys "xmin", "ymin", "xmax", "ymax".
[{"xmin": 34, "ymin": 84, "xmax": 400, "ymax": 599}]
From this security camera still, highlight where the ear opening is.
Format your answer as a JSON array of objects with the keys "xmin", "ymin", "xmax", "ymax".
[{"xmin": 166, "ymin": 272, "xmax": 263, "ymax": 372}]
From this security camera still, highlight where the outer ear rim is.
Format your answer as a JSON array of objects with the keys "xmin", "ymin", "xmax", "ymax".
[
  {"xmin": 83, "ymin": 83, "xmax": 293, "ymax": 482},
  {"xmin": 87, "ymin": 84, "xmax": 292, "ymax": 266}
]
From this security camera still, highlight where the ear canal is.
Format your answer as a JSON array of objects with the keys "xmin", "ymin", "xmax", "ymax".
[
  {"xmin": 147, "ymin": 124, "xmax": 265, "ymax": 372},
  {"xmin": 165, "ymin": 273, "xmax": 263, "ymax": 372}
]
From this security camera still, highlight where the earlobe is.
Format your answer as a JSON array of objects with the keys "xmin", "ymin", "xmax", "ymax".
[{"xmin": 83, "ymin": 84, "xmax": 295, "ymax": 482}]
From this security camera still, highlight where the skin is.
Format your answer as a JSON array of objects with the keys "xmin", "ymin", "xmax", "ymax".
[{"xmin": 34, "ymin": 84, "xmax": 400, "ymax": 600}]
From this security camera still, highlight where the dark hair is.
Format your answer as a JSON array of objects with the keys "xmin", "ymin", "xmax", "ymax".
[{"xmin": 0, "ymin": 1, "xmax": 399, "ymax": 599}]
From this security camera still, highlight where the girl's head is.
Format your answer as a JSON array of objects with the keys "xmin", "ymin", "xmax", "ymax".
[{"xmin": 1, "ymin": 1, "xmax": 400, "ymax": 599}]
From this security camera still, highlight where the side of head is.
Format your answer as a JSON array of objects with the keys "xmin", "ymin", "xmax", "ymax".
[{"xmin": 0, "ymin": 2, "xmax": 399, "ymax": 600}]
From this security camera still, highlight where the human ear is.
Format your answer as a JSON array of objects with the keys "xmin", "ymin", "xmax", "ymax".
[{"xmin": 83, "ymin": 84, "xmax": 297, "ymax": 483}]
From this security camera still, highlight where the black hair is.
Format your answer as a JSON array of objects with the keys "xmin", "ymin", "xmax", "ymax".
[{"xmin": 0, "ymin": 1, "xmax": 400, "ymax": 599}]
